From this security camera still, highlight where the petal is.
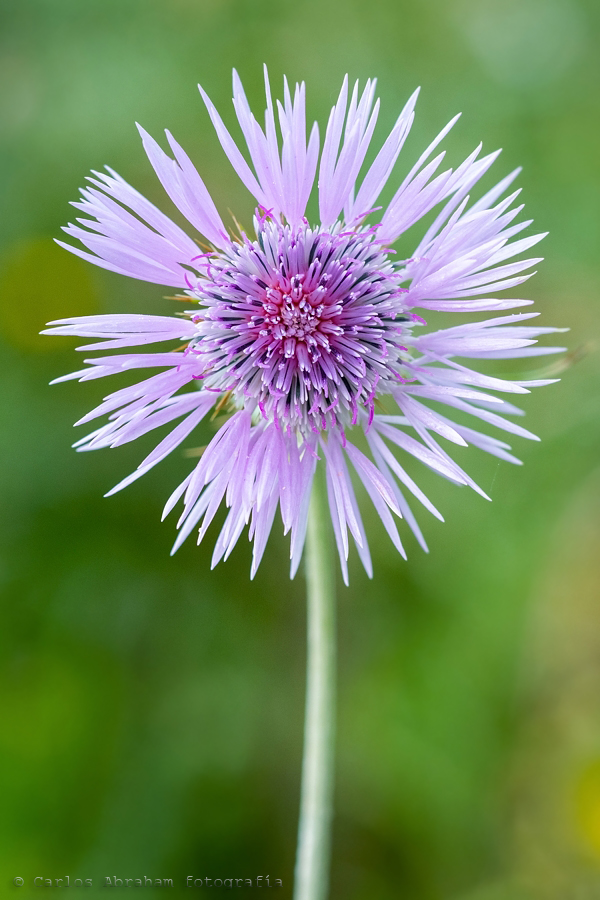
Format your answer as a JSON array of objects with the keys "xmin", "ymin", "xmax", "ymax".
[
  {"xmin": 58, "ymin": 166, "xmax": 201, "ymax": 287},
  {"xmin": 319, "ymin": 78, "xmax": 380, "ymax": 226},
  {"xmin": 347, "ymin": 88, "xmax": 419, "ymax": 223},
  {"xmin": 199, "ymin": 83, "xmax": 268, "ymax": 207},
  {"xmin": 137, "ymin": 125, "xmax": 229, "ymax": 248}
]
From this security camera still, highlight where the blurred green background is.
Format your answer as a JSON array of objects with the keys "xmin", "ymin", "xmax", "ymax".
[{"xmin": 1, "ymin": 0, "xmax": 600, "ymax": 897}]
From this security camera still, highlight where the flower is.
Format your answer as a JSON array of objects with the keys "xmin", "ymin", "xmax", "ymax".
[{"xmin": 45, "ymin": 69, "xmax": 565, "ymax": 583}]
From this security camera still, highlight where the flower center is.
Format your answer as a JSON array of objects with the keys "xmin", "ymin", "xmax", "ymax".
[
  {"xmin": 265, "ymin": 282, "xmax": 319, "ymax": 347},
  {"xmin": 192, "ymin": 217, "xmax": 410, "ymax": 433},
  {"xmin": 259, "ymin": 274, "xmax": 341, "ymax": 370}
]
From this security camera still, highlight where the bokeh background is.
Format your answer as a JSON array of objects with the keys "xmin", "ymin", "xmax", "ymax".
[{"xmin": 1, "ymin": 0, "xmax": 600, "ymax": 897}]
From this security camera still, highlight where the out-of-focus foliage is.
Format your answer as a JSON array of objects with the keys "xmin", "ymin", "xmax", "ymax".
[{"xmin": 1, "ymin": 0, "xmax": 599, "ymax": 897}]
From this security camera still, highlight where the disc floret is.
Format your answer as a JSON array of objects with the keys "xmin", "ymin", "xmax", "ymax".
[{"xmin": 191, "ymin": 215, "xmax": 411, "ymax": 433}]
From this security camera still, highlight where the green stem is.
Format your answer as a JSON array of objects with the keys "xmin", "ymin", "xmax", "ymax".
[{"xmin": 294, "ymin": 474, "xmax": 337, "ymax": 900}]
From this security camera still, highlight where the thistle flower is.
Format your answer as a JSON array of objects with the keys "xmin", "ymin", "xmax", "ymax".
[{"xmin": 45, "ymin": 69, "xmax": 564, "ymax": 582}]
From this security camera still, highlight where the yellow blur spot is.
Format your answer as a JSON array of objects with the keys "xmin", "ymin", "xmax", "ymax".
[
  {"xmin": 574, "ymin": 759, "xmax": 600, "ymax": 857},
  {"xmin": 0, "ymin": 238, "xmax": 98, "ymax": 353}
]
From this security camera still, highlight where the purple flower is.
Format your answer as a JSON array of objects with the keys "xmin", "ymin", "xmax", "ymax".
[{"xmin": 45, "ymin": 69, "xmax": 565, "ymax": 582}]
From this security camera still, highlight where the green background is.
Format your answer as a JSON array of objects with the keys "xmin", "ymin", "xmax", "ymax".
[{"xmin": 1, "ymin": 0, "xmax": 600, "ymax": 897}]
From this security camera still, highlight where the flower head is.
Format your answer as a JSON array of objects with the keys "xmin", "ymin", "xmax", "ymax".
[{"xmin": 45, "ymin": 69, "xmax": 565, "ymax": 582}]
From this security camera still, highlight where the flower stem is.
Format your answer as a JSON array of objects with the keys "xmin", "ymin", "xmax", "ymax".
[{"xmin": 294, "ymin": 474, "xmax": 336, "ymax": 900}]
